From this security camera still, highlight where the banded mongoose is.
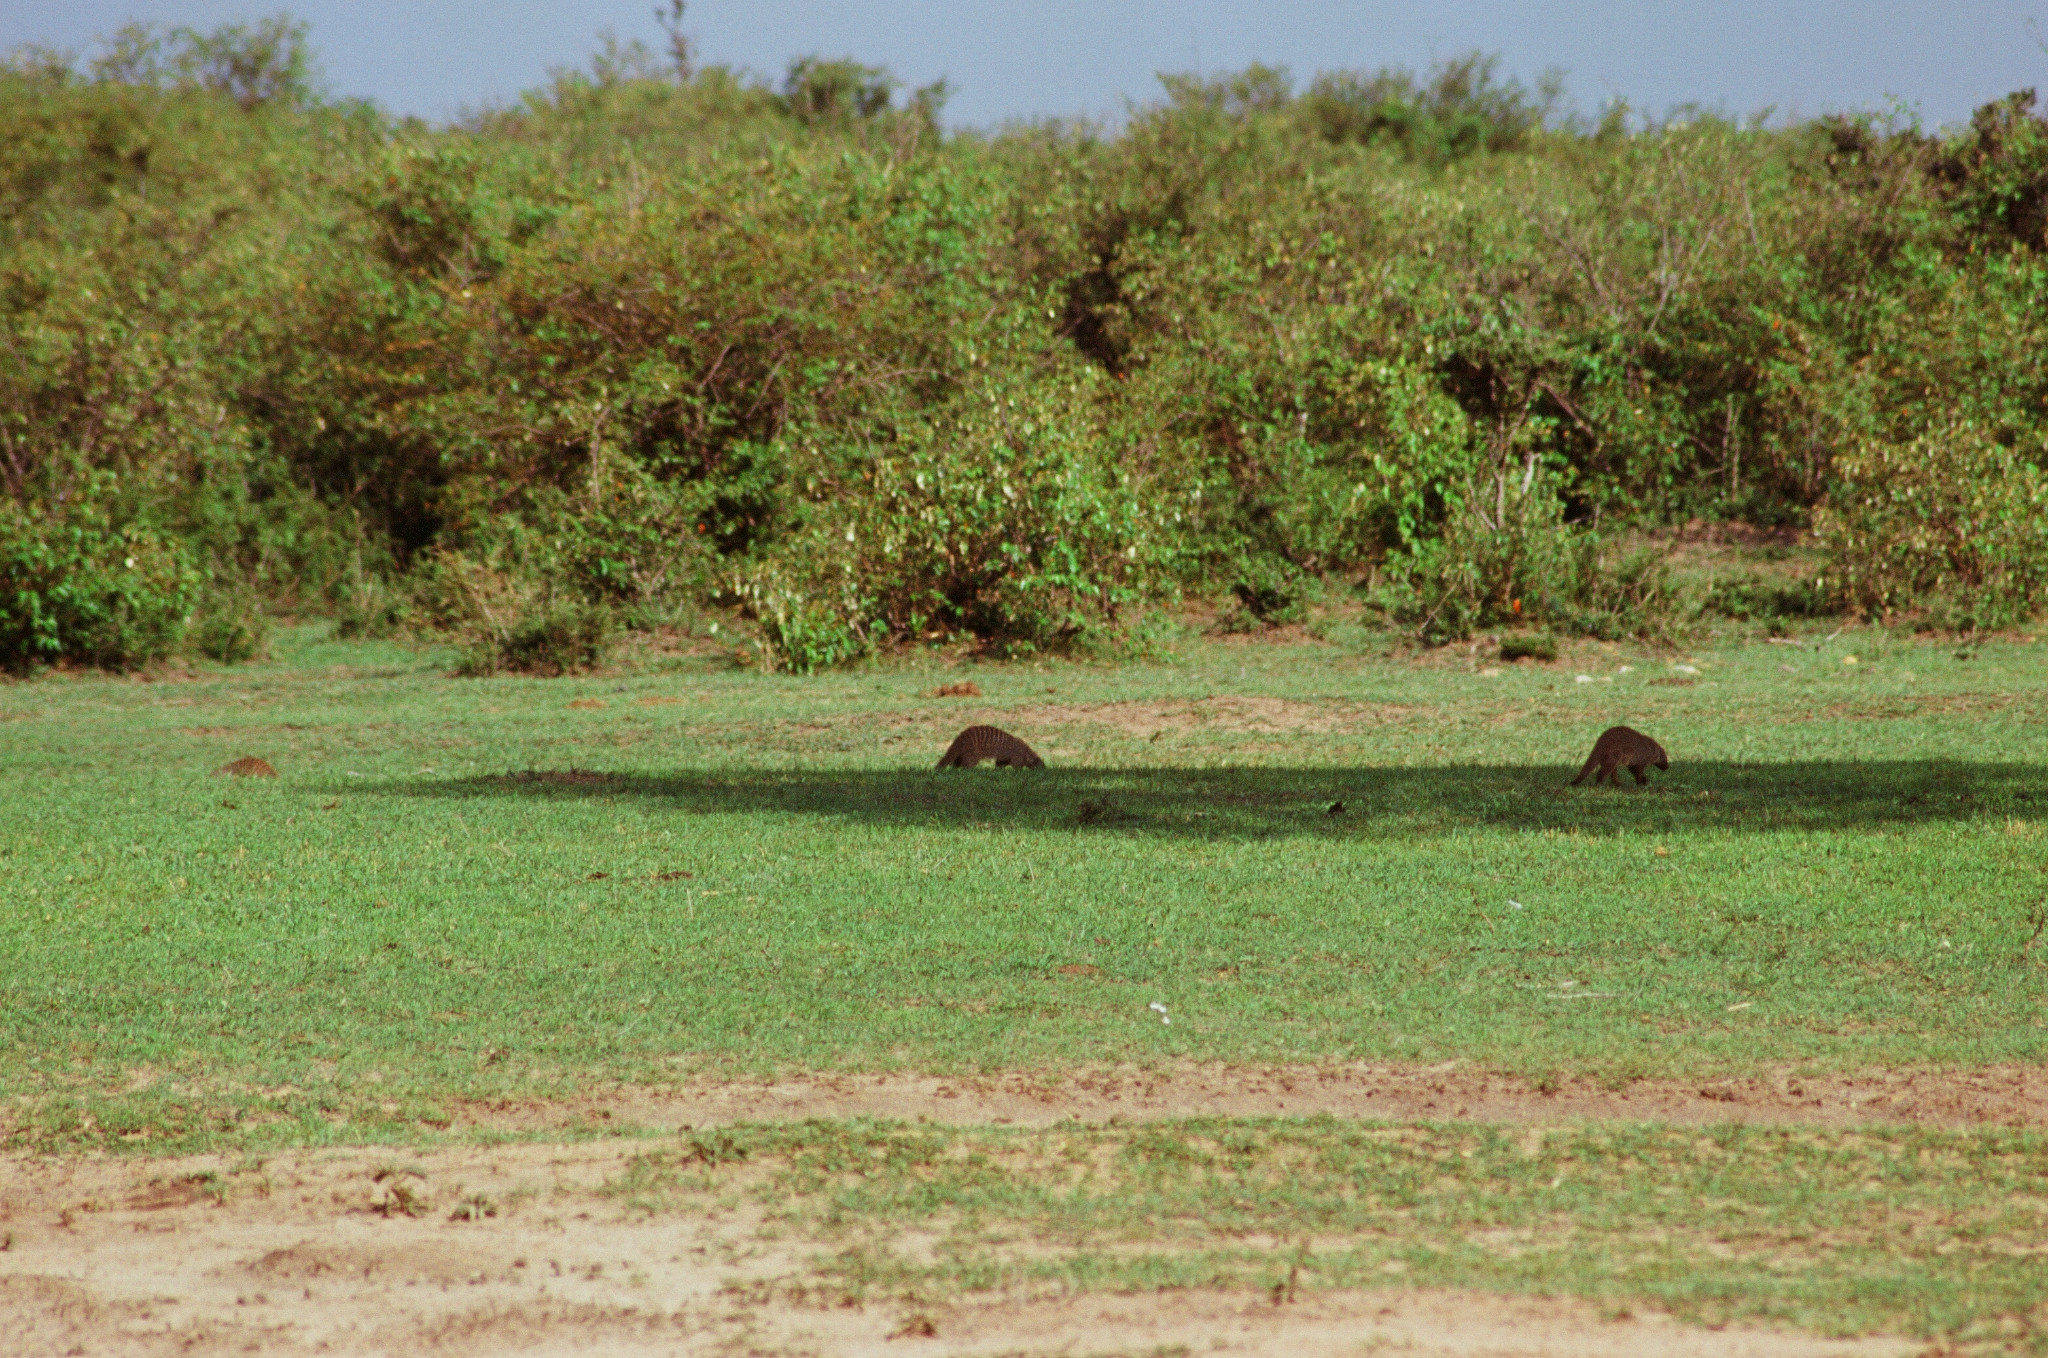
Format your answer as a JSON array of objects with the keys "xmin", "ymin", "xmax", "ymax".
[
  {"xmin": 936, "ymin": 725, "xmax": 1044, "ymax": 769},
  {"xmin": 214, "ymin": 756, "xmax": 278, "ymax": 778},
  {"xmin": 1571, "ymin": 726, "xmax": 1669, "ymax": 786}
]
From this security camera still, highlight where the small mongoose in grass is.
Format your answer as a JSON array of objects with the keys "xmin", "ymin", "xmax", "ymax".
[
  {"xmin": 936, "ymin": 725, "xmax": 1044, "ymax": 769},
  {"xmin": 215, "ymin": 756, "xmax": 278, "ymax": 779},
  {"xmin": 1570, "ymin": 726, "xmax": 1668, "ymax": 786}
]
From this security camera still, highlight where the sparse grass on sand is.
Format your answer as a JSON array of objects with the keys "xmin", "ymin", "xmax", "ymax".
[{"xmin": 606, "ymin": 1115, "xmax": 2048, "ymax": 1345}]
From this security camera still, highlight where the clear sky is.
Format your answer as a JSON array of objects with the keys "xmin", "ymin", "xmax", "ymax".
[{"xmin": 2, "ymin": 0, "xmax": 2043, "ymax": 131}]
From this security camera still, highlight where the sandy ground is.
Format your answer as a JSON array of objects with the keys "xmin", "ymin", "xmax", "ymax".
[
  {"xmin": 11, "ymin": 1062, "xmax": 2028, "ymax": 1356},
  {"xmin": 454, "ymin": 1060, "xmax": 2048, "ymax": 1135},
  {"xmin": 1, "ymin": 1135, "xmax": 1920, "ymax": 1358}
]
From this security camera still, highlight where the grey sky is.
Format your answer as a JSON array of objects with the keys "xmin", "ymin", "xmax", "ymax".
[{"xmin": 2, "ymin": 1, "xmax": 2043, "ymax": 131}]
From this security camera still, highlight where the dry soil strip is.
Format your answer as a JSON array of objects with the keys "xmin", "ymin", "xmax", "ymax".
[
  {"xmin": 0, "ymin": 1139, "xmax": 1916, "ymax": 1358},
  {"xmin": 459, "ymin": 1060, "xmax": 2048, "ymax": 1134}
]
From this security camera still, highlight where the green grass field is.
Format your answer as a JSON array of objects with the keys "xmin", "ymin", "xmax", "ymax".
[
  {"xmin": 4, "ymin": 622, "xmax": 2043, "ymax": 1148},
  {"xmin": 5, "ymin": 622, "xmax": 2048, "ymax": 1348}
]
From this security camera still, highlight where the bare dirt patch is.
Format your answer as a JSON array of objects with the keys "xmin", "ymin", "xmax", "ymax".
[
  {"xmin": 455, "ymin": 1061, "xmax": 2048, "ymax": 1135},
  {"xmin": 0, "ymin": 1139, "xmax": 1914, "ymax": 1358},
  {"xmin": 886, "ymin": 696, "xmax": 1421, "ymax": 740}
]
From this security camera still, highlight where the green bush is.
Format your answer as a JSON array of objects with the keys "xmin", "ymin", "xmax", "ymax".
[
  {"xmin": 1211, "ymin": 562, "xmax": 1308, "ymax": 632},
  {"xmin": 735, "ymin": 561, "xmax": 873, "ymax": 674},
  {"xmin": 190, "ymin": 589, "xmax": 270, "ymax": 664},
  {"xmin": 0, "ymin": 509, "xmax": 199, "ymax": 670},
  {"xmin": 1380, "ymin": 489, "xmax": 1682, "ymax": 645},
  {"xmin": 1699, "ymin": 574, "xmax": 1831, "ymax": 625},
  {"xmin": 458, "ymin": 599, "xmax": 616, "ymax": 676},
  {"xmin": 5, "ymin": 25, "xmax": 2046, "ymax": 660},
  {"xmin": 1816, "ymin": 422, "xmax": 2048, "ymax": 629},
  {"xmin": 333, "ymin": 576, "xmax": 414, "ymax": 639},
  {"xmin": 1497, "ymin": 633, "xmax": 1557, "ymax": 662},
  {"xmin": 739, "ymin": 369, "xmax": 1155, "ymax": 670}
]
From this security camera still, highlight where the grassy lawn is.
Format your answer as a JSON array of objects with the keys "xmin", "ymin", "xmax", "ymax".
[{"xmin": 2, "ymin": 622, "xmax": 2043, "ymax": 1150}]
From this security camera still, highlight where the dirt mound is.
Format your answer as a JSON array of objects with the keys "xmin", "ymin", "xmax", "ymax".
[{"xmin": 213, "ymin": 756, "xmax": 277, "ymax": 778}]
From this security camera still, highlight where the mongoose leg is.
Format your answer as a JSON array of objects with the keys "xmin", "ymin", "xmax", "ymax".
[{"xmin": 1631, "ymin": 764, "xmax": 1649, "ymax": 785}]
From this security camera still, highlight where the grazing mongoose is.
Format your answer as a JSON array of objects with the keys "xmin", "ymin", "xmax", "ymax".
[
  {"xmin": 1570, "ymin": 726, "xmax": 1669, "ymax": 786},
  {"xmin": 936, "ymin": 725, "xmax": 1044, "ymax": 769},
  {"xmin": 215, "ymin": 756, "xmax": 278, "ymax": 778}
]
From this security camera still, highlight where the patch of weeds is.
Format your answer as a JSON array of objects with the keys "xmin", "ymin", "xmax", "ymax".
[
  {"xmin": 187, "ymin": 1171, "xmax": 230, "ymax": 1207},
  {"xmin": 1497, "ymin": 633, "xmax": 1557, "ymax": 663},
  {"xmin": 335, "ymin": 576, "xmax": 414, "ymax": 639},
  {"xmin": 1214, "ymin": 564, "xmax": 1308, "ymax": 633},
  {"xmin": 460, "ymin": 600, "xmax": 615, "ymax": 676},
  {"xmin": 369, "ymin": 1165, "xmax": 429, "ymax": 1218},
  {"xmin": 1701, "ymin": 574, "xmax": 1832, "ymax": 628},
  {"xmin": 190, "ymin": 592, "xmax": 271, "ymax": 664},
  {"xmin": 890, "ymin": 1312, "xmax": 940, "ymax": 1338},
  {"xmin": 449, "ymin": 1192, "xmax": 498, "ymax": 1221},
  {"xmin": 683, "ymin": 1128, "xmax": 752, "ymax": 1167}
]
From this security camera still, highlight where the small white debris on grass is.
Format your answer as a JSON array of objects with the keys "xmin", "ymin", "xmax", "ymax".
[
  {"xmin": 1148, "ymin": 1001, "xmax": 1171, "ymax": 1025},
  {"xmin": 1617, "ymin": 665, "xmax": 1634, "ymax": 674},
  {"xmin": 1575, "ymin": 674, "xmax": 1594, "ymax": 684},
  {"xmin": 1509, "ymin": 900, "xmax": 1525, "ymax": 910},
  {"xmin": 1672, "ymin": 663, "xmax": 1700, "ymax": 675}
]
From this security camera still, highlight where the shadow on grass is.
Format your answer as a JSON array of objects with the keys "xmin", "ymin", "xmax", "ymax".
[{"xmin": 347, "ymin": 760, "xmax": 2044, "ymax": 840}]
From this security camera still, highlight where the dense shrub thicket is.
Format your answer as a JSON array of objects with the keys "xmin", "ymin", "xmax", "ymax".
[{"xmin": 4, "ymin": 20, "xmax": 2046, "ymax": 669}]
